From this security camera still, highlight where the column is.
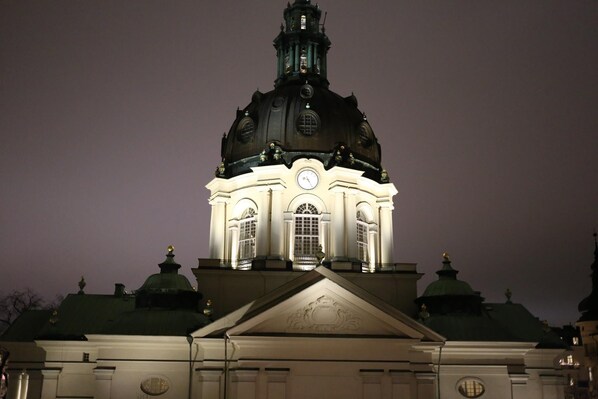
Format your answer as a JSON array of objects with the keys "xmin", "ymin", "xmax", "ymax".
[
  {"xmin": 378, "ymin": 200, "xmax": 394, "ymax": 265},
  {"xmin": 415, "ymin": 372, "xmax": 435, "ymax": 399},
  {"xmin": 14, "ymin": 370, "xmax": 29, "ymax": 399},
  {"xmin": 198, "ymin": 369, "xmax": 223, "ymax": 399},
  {"xmin": 209, "ymin": 199, "xmax": 228, "ymax": 262},
  {"xmin": 231, "ymin": 369, "xmax": 259, "ymax": 399},
  {"xmin": 265, "ymin": 369, "xmax": 289, "ymax": 399},
  {"xmin": 509, "ymin": 373, "xmax": 529, "ymax": 399},
  {"xmin": 229, "ymin": 223, "xmax": 240, "ymax": 269},
  {"xmin": 321, "ymin": 213, "xmax": 331, "ymax": 259},
  {"xmin": 360, "ymin": 370, "xmax": 383, "ymax": 399},
  {"xmin": 284, "ymin": 212, "xmax": 294, "ymax": 261},
  {"xmin": 390, "ymin": 371, "xmax": 414, "ymax": 399},
  {"xmin": 93, "ymin": 367, "xmax": 115, "ymax": 399},
  {"xmin": 256, "ymin": 189, "xmax": 270, "ymax": 257},
  {"xmin": 270, "ymin": 189, "xmax": 284, "ymax": 258},
  {"xmin": 345, "ymin": 191, "xmax": 357, "ymax": 259},
  {"xmin": 40, "ymin": 368, "xmax": 61, "ymax": 399},
  {"xmin": 368, "ymin": 226, "xmax": 378, "ymax": 272},
  {"xmin": 331, "ymin": 191, "xmax": 345, "ymax": 259},
  {"xmin": 540, "ymin": 375, "xmax": 565, "ymax": 399}
]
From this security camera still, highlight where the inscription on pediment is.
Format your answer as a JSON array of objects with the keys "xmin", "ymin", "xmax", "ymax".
[{"xmin": 286, "ymin": 295, "xmax": 361, "ymax": 333}]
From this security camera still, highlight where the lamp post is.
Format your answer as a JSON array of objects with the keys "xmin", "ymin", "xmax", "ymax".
[{"xmin": 186, "ymin": 335, "xmax": 193, "ymax": 399}]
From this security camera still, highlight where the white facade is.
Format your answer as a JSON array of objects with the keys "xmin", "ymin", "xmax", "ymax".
[
  {"xmin": 4, "ymin": 268, "xmax": 569, "ymax": 399},
  {"xmin": 207, "ymin": 159, "xmax": 397, "ymax": 272}
]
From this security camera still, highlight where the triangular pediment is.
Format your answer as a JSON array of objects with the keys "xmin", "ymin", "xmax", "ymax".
[{"xmin": 194, "ymin": 267, "xmax": 444, "ymax": 342}]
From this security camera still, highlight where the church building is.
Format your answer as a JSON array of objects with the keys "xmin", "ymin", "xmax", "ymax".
[{"xmin": 1, "ymin": 1, "xmax": 573, "ymax": 399}]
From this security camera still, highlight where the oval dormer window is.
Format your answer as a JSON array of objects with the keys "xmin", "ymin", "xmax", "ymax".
[
  {"xmin": 237, "ymin": 117, "xmax": 255, "ymax": 143},
  {"xmin": 140, "ymin": 376, "xmax": 170, "ymax": 396},
  {"xmin": 359, "ymin": 122, "xmax": 373, "ymax": 147},
  {"xmin": 297, "ymin": 110, "xmax": 320, "ymax": 136},
  {"xmin": 457, "ymin": 378, "xmax": 485, "ymax": 398}
]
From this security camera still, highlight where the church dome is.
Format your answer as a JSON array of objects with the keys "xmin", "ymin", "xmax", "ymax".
[
  {"xmin": 415, "ymin": 254, "xmax": 483, "ymax": 315},
  {"xmin": 216, "ymin": 0, "xmax": 386, "ymax": 183},
  {"xmin": 135, "ymin": 246, "xmax": 202, "ymax": 310}
]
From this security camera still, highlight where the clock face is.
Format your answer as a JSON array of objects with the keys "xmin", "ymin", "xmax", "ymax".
[{"xmin": 297, "ymin": 169, "xmax": 319, "ymax": 190}]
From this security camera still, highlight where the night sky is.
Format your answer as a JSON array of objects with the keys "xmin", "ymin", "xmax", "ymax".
[{"xmin": 1, "ymin": 1, "xmax": 596, "ymax": 327}]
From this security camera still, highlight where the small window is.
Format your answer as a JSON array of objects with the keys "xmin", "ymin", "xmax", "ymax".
[
  {"xmin": 572, "ymin": 337, "xmax": 579, "ymax": 345},
  {"xmin": 83, "ymin": 352, "xmax": 90, "ymax": 362},
  {"xmin": 300, "ymin": 48, "xmax": 308, "ymax": 73},
  {"xmin": 140, "ymin": 377, "xmax": 170, "ymax": 396},
  {"xmin": 294, "ymin": 203, "xmax": 320, "ymax": 264},
  {"xmin": 238, "ymin": 208, "xmax": 257, "ymax": 267},
  {"xmin": 297, "ymin": 111, "xmax": 320, "ymax": 136},
  {"xmin": 359, "ymin": 122, "xmax": 374, "ymax": 147},
  {"xmin": 356, "ymin": 211, "xmax": 369, "ymax": 263},
  {"xmin": 237, "ymin": 117, "xmax": 255, "ymax": 143},
  {"xmin": 301, "ymin": 15, "xmax": 307, "ymax": 30},
  {"xmin": 457, "ymin": 378, "xmax": 485, "ymax": 398}
]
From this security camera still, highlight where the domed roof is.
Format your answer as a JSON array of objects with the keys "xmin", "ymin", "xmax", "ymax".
[
  {"xmin": 215, "ymin": 1, "xmax": 388, "ymax": 183},
  {"xmin": 219, "ymin": 81, "xmax": 383, "ymax": 181},
  {"xmin": 415, "ymin": 254, "xmax": 483, "ymax": 315},
  {"xmin": 135, "ymin": 246, "xmax": 202, "ymax": 310},
  {"xmin": 422, "ymin": 278, "xmax": 477, "ymax": 298},
  {"xmin": 419, "ymin": 254, "xmax": 477, "ymax": 298}
]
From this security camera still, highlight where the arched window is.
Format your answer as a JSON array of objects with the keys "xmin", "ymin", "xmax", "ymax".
[
  {"xmin": 294, "ymin": 203, "xmax": 319, "ymax": 264},
  {"xmin": 238, "ymin": 208, "xmax": 256, "ymax": 267},
  {"xmin": 356, "ymin": 211, "xmax": 369, "ymax": 263}
]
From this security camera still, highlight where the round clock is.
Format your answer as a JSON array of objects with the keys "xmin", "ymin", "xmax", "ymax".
[{"xmin": 297, "ymin": 169, "xmax": 319, "ymax": 190}]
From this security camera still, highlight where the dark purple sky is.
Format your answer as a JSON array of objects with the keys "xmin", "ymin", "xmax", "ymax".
[{"xmin": 1, "ymin": 1, "xmax": 596, "ymax": 327}]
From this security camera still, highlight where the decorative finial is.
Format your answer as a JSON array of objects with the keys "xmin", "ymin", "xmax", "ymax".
[
  {"xmin": 78, "ymin": 276, "xmax": 86, "ymax": 295},
  {"xmin": 505, "ymin": 288, "xmax": 512, "ymax": 303},
  {"xmin": 442, "ymin": 252, "xmax": 450, "ymax": 261},
  {"xmin": 380, "ymin": 169, "xmax": 389, "ymax": 183},
  {"xmin": 49, "ymin": 309, "xmax": 59, "ymax": 325},
  {"xmin": 167, "ymin": 245, "xmax": 175, "ymax": 254},
  {"xmin": 203, "ymin": 299, "xmax": 214, "ymax": 317},
  {"xmin": 216, "ymin": 162, "xmax": 226, "ymax": 177},
  {"xmin": 419, "ymin": 303, "xmax": 430, "ymax": 320},
  {"xmin": 315, "ymin": 244, "xmax": 325, "ymax": 265}
]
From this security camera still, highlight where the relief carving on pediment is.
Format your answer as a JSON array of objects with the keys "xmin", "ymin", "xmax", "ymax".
[{"xmin": 287, "ymin": 295, "xmax": 361, "ymax": 333}]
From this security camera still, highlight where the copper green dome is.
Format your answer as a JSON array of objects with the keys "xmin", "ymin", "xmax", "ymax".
[
  {"xmin": 216, "ymin": 0, "xmax": 387, "ymax": 183},
  {"xmin": 415, "ymin": 254, "xmax": 483, "ymax": 315},
  {"xmin": 135, "ymin": 246, "xmax": 202, "ymax": 310}
]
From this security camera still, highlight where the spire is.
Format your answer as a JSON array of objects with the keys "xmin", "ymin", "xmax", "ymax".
[
  {"xmin": 273, "ymin": 0, "xmax": 331, "ymax": 87},
  {"xmin": 436, "ymin": 252, "xmax": 459, "ymax": 280},
  {"xmin": 578, "ymin": 232, "xmax": 598, "ymax": 321},
  {"xmin": 159, "ymin": 245, "xmax": 181, "ymax": 274}
]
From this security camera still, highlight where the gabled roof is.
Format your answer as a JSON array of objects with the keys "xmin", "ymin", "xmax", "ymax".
[{"xmin": 193, "ymin": 266, "xmax": 444, "ymax": 342}]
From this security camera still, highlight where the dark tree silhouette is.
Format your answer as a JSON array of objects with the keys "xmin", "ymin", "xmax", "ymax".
[{"xmin": 0, "ymin": 289, "xmax": 43, "ymax": 332}]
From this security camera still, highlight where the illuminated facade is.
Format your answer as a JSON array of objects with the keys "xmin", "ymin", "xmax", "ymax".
[{"xmin": 1, "ymin": 1, "xmax": 572, "ymax": 399}]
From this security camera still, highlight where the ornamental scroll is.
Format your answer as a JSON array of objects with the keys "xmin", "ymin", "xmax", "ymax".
[{"xmin": 286, "ymin": 295, "xmax": 361, "ymax": 333}]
